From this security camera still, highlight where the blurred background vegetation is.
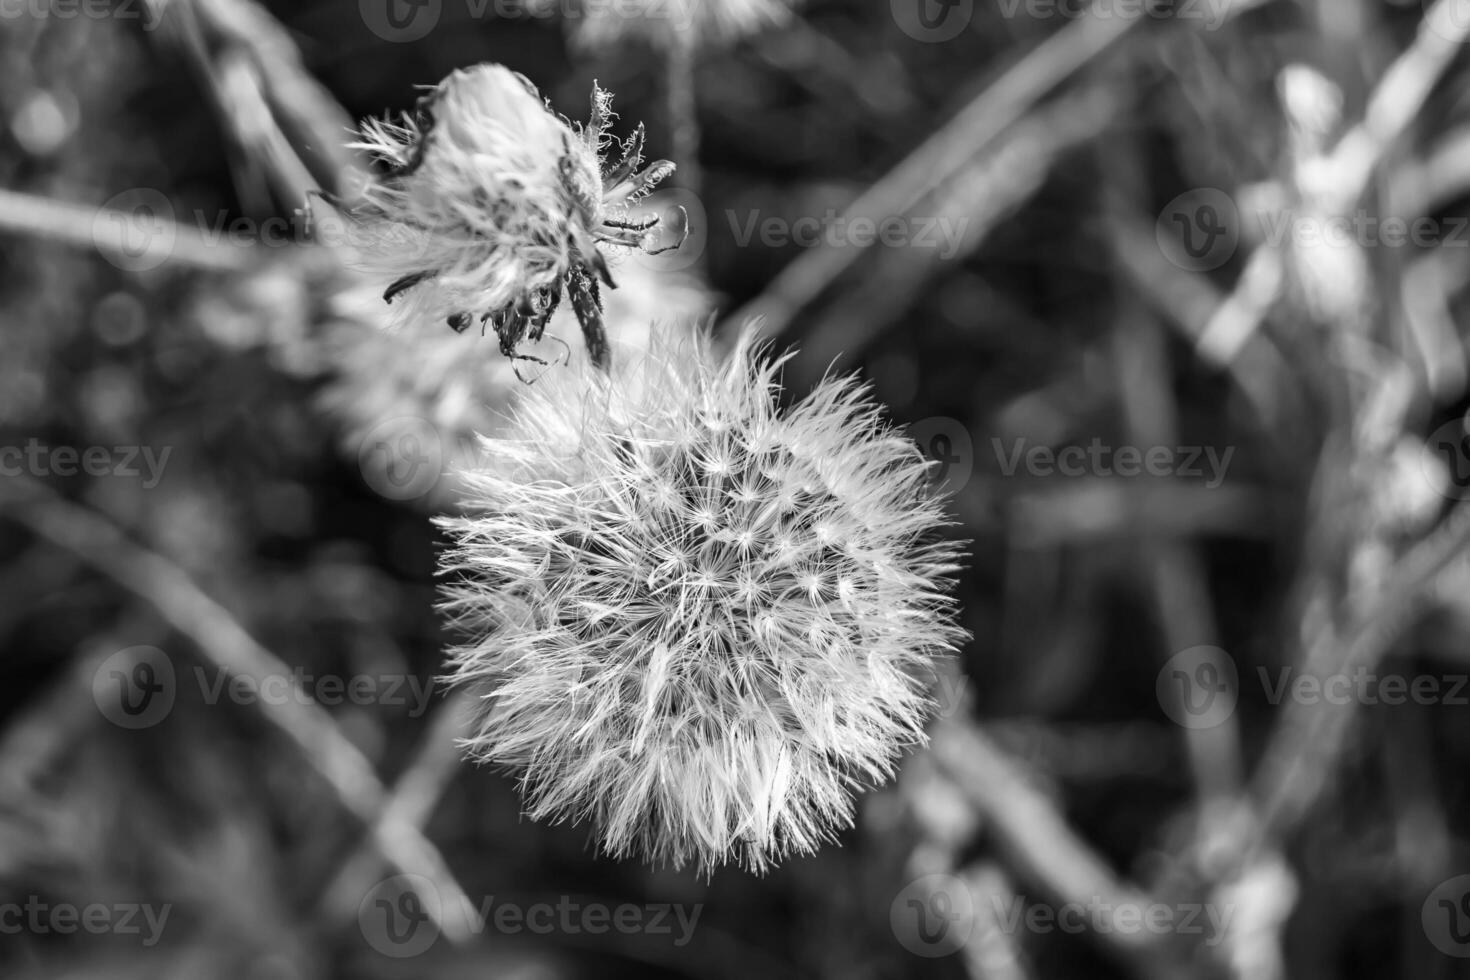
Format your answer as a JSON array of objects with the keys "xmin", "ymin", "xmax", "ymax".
[{"xmin": 4, "ymin": 0, "xmax": 1470, "ymax": 977}]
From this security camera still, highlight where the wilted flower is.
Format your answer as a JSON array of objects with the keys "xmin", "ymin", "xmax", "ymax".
[
  {"xmin": 338, "ymin": 64, "xmax": 682, "ymax": 369},
  {"xmin": 437, "ymin": 323, "xmax": 966, "ymax": 873}
]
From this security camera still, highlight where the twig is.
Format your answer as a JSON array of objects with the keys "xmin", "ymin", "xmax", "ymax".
[
  {"xmin": 317, "ymin": 690, "xmax": 474, "ymax": 927},
  {"xmin": 147, "ymin": 0, "xmax": 365, "ymax": 205},
  {"xmin": 665, "ymin": 36, "xmax": 703, "ymax": 203},
  {"xmin": 1114, "ymin": 311, "xmax": 1246, "ymax": 805},
  {"xmin": 725, "ymin": 0, "xmax": 1278, "ymax": 344},
  {"xmin": 960, "ymin": 863, "xmax": 1034, "ymax": 980},
  {"xmin": 1198, "ymin": 0, "xmax": 1470, "ymax": 367},
  {"xmin": 1249, "ymin": 500, "xmax": 1470, "ymax": 844},
  {"xmin": 1326, "ymin": 0, "xmax": 1470, "ymax": 203},
  {"xmin": 1109, "ymin": 214, "xmax": 1292, "ymax": 432},
  {"xmin": 784, "ymin": 85, "xmax": 1123, "ymax": 387},
  {"xmin": 0, "ymin": 186, "xmax": 256, "ymax": 273},
  {"xmin": 929, "ymin": 721, "xmax": 1165, "ymax": 964},
  {"xmin": 724, "ymin": 2, "xmax": 1145, "ymax": 341},
  {"xmin": 0, "ymin": 476, "xmax": 475, "ymax": 944}
]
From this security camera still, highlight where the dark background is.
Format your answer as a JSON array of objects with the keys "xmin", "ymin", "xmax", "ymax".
[{"xmin": 3, "ymin": 0, "xmax": 1470, "ymax": 977}]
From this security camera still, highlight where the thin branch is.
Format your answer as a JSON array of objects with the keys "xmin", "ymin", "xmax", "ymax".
[
  {"xmin": 1, "ymin": 477, "xmax": 475, "ymax": 944},
  {"xmin": 317, "ymin": 690, "xmax": 474, "ymax": 927},
  {"xmin": 784, "ymin": 85, "xmax": 1123, "ymax": 387},
  {"xmin": 0, "ymin": 186, "xmax": 257, "ymax": 273},
  {"xmin": 724, "ymin": 2, "xmax": 1144, "ymax": 341},
  {"xmin": 1250, "ymin": 499, "xmax": 1470, "ymax": 843},
  {"xmin": 930, "ymin": 721, "xmax": 1170, "ymax": 972}
]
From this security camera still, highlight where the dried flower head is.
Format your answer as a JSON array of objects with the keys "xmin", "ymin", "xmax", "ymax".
[
  {"xmin": 437, "ymin": 323, "xmax": 966, "ymax": 874},
  {"xmin": 338, "ymin": 64, "xmax": 682, "ymax": 371}
]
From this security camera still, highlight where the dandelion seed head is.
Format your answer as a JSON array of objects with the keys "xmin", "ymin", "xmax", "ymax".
[
  {"xmin": 343, "ymin": 64, "xmax": 679, "ymax": 358},
  {"xmin": 438, "ymin": 323, "xmax": 966, "ymax": 873}
]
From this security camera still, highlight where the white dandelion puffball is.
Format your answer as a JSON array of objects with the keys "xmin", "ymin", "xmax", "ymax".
[
  {"xmin": 342, "ymin": 63, "xmax": 680, "ymax": 367},
  {"xmin": 437, "ymin": 323, "xmax": 966, "ymax": 873}
]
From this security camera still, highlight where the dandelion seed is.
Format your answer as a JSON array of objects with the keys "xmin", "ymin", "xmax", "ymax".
[
  {"xmin": 337, "ymin": 64, "xmax": 683, "ymax": 370},
  {"xmin": 437, "ymin": 322, "xmax": 966, "ymax": 874}
]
